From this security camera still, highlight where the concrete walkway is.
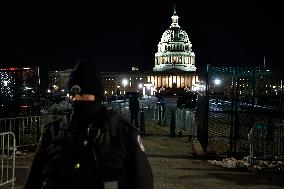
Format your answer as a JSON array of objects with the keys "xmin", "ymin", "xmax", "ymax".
[{"xmin": 142, "ymin": 124, "xmax": 284, "ymax": 189}]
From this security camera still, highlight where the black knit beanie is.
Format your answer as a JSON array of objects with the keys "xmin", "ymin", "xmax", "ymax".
[{"xmin": 67, "ymin": 57, "xmax": 104, "ymax": 100}]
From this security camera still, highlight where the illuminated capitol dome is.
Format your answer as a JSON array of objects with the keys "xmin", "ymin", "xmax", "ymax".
[
  {"xmin": 47, "ymin": 6, "xmax": 199, "ymax": 97},
  {"xmin": 153, "ymin": 6, "xmax": 196, "ymax": 72}
]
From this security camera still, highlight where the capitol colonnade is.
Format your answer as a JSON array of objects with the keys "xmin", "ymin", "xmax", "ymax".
[{"xmin": 147, "ymin": 73, "xmax": 199, "ymax": 91}]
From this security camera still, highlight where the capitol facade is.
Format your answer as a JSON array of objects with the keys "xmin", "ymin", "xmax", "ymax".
[
  {"xmin": 143, "ymin": 6, "xmax": 199, "ymax": 95},
  {"xmin": 48, "ymin": 6, "xmax": 199, "ymax": 96},
  {"xmin": 153, "ymin": 7, "xmax": 196, "ymax": 72}
]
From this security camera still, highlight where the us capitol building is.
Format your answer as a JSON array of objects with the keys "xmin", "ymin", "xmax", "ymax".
[{"xmin": 48, "ymin": 7, "xmax": 199, "ymax": 96}]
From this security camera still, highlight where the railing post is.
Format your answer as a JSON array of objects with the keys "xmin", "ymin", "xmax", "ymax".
[
  {"xmin": 36, "ymin": 116, "xmax": 40, "ymax": 142},
  {"xmin": 140, "ymin": 108, "xmax": 145, "ymax": 136},
  {"xmin": 170, "ymin": 109, "xmax": 176, "ymax": 137},
  {"xmin": 158, "ymin": 105, "xmax": 162, "ymax": 126}
]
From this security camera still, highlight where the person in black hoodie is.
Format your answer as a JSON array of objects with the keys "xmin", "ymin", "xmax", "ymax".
[
  {"xmin": 24, "ymin": 57, "xmax": 153, "ymax": 189},
  {"xmin": 129, "ymin": 92, "xmax": 140, "ymax": 128}
]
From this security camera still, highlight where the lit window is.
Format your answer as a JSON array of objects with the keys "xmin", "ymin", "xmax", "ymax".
[{"xmin": 3, "ymin": 81, "xmax": 8, "ymax": 87}]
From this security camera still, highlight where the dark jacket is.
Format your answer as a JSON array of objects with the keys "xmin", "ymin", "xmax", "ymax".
[
  {"xmin": 129, "ymin": 96, "xmax": 139, "ymax": 112},
  {"xmin": 24, "ymin": 101, "xmax": 153, "ymax": 189}
]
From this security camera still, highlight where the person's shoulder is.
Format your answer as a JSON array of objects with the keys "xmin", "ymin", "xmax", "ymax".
[
  {"xmin": 106, "ymin": 109, "xmax": 138, "ymax": 133},
  {"xmin": 42, "ymin": 116, "xmax": 68, "ymax": 138},
  {"xmin": 43, "ymin": 116, "xmax": 66, "ymax": 129}
]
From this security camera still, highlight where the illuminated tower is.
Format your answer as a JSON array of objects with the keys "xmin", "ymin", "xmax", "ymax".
[{"xmin": 153, "ymin": 5, "xmax": 196, "ymax": 72}]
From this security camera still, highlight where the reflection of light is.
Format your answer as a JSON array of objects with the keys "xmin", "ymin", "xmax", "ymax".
[
  {"xmin": 214, "ymin": 79, "xmax": 221, "ymax": 85},
  {"xmin": 117, "ymin": 85, "xmax": 120, "ymax": 88},
  {"xmin": 138, "ymin": 83, "xmax": 143, "ymax": 88},
  {"xmin": 25, "ymin": 87, "xmax": 32, "ymax": 90},
  {"xmin": 47, "ymin": 89, "xmax": 51, "ymax": 93},
  {"xmin": 67, "ymin": 93, "xmax": 70, "ymax": 97},
  {"xmin": 61, "ymin": 89, "xmax": 65, "ymax": 92}
]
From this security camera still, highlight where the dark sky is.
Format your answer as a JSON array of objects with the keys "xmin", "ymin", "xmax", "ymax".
[{"xmin": 2, "ymin": 0, "xmax": 283, "ymax": 73}]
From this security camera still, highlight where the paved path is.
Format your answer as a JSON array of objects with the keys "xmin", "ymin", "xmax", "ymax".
[{"xmin": 142, "ymin": 124, "xmax": 284, "ymax": 189}]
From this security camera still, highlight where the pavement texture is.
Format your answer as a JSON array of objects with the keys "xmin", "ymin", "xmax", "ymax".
[
  {"xmin": 3, "ymin": 122, "xmax": 284, "ymax": 189},
  {"xmin": 143, "ymin": 124, "xmax": 284, "ymax": 189}
]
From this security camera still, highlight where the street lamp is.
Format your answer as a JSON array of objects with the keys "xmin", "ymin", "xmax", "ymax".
[
  {"xmin": 214, "ymin": 78, "xmax": 221, "ymax": 86},
  {"xmin": 122, "ymin": 79, "xmax": 128, "ymax": 94},
  {"xmin": 138, "ymin": 83, "xmax": 143, "ymax": 96}
]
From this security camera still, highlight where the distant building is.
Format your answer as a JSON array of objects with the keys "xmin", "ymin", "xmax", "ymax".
[
  {"xmin": 103, "ymin": 6, "xmax": 199, "ymax": 96},
  {"xmin": 48, "ymin": 6, "xmax": 200, "ymax": 97},
  {"xmin": 48, "ymin": 69, "xmax": 72, "ymax": 95},
  {"xmin": 0, "ymin": 67, "xmax": 39, "ymax": 116},
  {"xmin": 146, "ymin": 6, "xmax": 199, "ymax": 94},
  {"xmin": 153, "ymin": 6, "xmax": 196, "ymax": 72}
]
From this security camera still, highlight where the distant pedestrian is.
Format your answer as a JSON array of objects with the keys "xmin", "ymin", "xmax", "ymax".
[
  {"xmin": 24, "ymin": 57, "xmax": 153, "ymax": 189},
  {"xmin": 156, "ymin": 93, "xmax": 166, "ymax": 125},
  {"xmin": 129, "ymin": 92, "xmax": 140, "ymax": 127}
]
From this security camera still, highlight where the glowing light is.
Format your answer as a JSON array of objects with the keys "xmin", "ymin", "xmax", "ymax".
[
  {"xmin": 122, "ymin": 79, "xmax": 128, "ymax": 87},
  {"xmin": 53, "ymin": 85, "xmax": 58, "ymax": 90},
  {"xmin": 47, "ymin": 89, "xmax": 51, "ymax": 93},
  {"xmin": 0, "ymin": 68, "xmax": 18, "ymax": 71},
  {"xmin": 3, "ymin": 81, "xmax": 8, "ymax": 86},
  {"xmin": 214, "ymin": 78, "xmax": 221, "ymax": 86},
  {"xmin": 138, "ymin": 83, "xmax": 143, "ymax": 88}
]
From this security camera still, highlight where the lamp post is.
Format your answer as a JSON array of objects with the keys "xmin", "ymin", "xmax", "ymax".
[
  {"xmin": 122, "ymin": 79, "xmax": 128, "ymax": 95},
  {"xmin": 138, "ymin": 83, "xmax": 143, "ymax": 97}
]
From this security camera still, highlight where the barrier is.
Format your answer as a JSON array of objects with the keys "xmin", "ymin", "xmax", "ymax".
[
  {"xmin": 0, "ymin": 132, "xmax": 16, "ymax": 189},
  {"xmin": 0, "ymin": 115, "xmax": 64, "ymax": 148},
  {"xmin": 176, "ymin": 108, "xmax": 196, "ymax": 136},
  {"xmin": 248, "ymin": 123, "xmax": 284, "ymax": 164}
]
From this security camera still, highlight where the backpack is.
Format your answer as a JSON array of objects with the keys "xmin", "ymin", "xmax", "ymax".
[{"xmin": 41, "ymin": 113, "xmax": 128, "ymax": 189}]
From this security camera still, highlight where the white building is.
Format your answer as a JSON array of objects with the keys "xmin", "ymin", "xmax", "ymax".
[
  {"xmin": 153, "ymin": 6, "xmax": 197, "ymax": 72},
  {"xmin": 48, "ymin": 6, "xmax": 199, "ymax": 96}
]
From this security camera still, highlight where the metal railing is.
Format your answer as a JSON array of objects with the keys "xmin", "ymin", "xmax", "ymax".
[
  {"xmin": 176, "ymin": 108, "xmax": 196, "ymax": 136},
  {"xmin": 0, "ymin": 115, "xmax": 65, "ymax": 148},
  {"xmin": 0, "ymin": 132, "xmax": 16, "ymax": 189},
  {"xmin": 248, "ymin": 123, "xmax": 284, "ymax": 164}
]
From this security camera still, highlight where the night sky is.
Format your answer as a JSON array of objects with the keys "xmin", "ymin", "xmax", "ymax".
[{"xmin": 2, "ymin": 0, "xmax": 283, "ymax": 74}]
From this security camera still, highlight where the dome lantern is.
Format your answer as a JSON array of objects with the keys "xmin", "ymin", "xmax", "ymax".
[{"xmin": 171, "ymin": 5, "xmax": 180, "ymax": 28}]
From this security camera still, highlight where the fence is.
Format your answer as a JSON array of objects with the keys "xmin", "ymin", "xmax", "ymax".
[
  {"xmin": 0, "ymin": 115, "xmax": 65, "ymax": 148},
  {"xmin": 248, "ymin": 123, "xmax": 284, "ymax": 164},
  {"xmin": 110, "ymin": 100, "xmax": 129, "ymax": 116},
  {"xmin": 176, "ymin": 108, "xmax": 196, "ymax": 136},
  {"xmin": 0, "ymin": 132, "xmax": 16, "ymax": 189},
  {"xmin": 197, "ymin": 66, "xmax": 284, "ymax": 157}
]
